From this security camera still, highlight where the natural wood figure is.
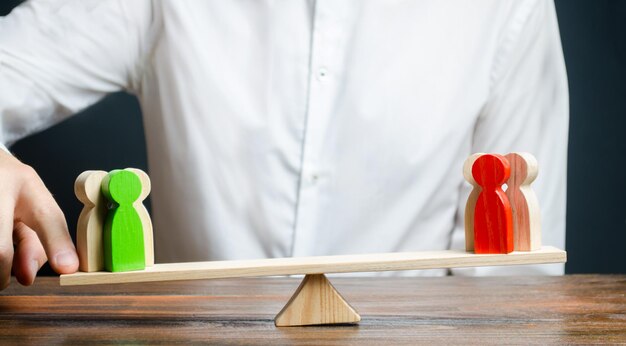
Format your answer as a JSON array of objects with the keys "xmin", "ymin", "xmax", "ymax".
[
  {"xmin": 102, "ymin": 170, "xmax": 145, "ymax": 272},
  {"xmin": 463, "ymin": 153, "xmax": 484, "ymax": 252},
  {"xmin": 472, "ymin": 154, "xmax": 514, "ymax": 254},
  {"xmin": 75, "ymin": 170, "xmax": 108, "ymax": 272},
  {"xmin": 275, "ymin": 274, "xmax": 360, "ymax": 327},
  {"xmin": 505, "ymin": 152, "xmax": 541, "ymax": 251},
  {"xmin": 126, "ymin": 168, "xmax": 154, "ymax": 266}
]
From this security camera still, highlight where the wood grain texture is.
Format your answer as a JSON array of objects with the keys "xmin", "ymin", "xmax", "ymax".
[
  {"xmin": 472, "ymin": 154, "xmax": 514, "ymax": 254},
  {"xmin": 463, "ymin": 153, "xmax": 484, "ymax": 252},
  {"xmin": 61, "ymin": 246, "xmax": 566, "ymax": 286},
  {"xmin": 74, "ymin": 170, "xmax": 108, "ymax": 272},
  {"xmin": 505, "ymin": 153, "xmax": 541, "ymax": 251},
  {"xmin": 126, "ymin": 168, "xmax": 154, "ymax": 266},
  {"xmin": 275, "ymin": 274, "xmax": 360, "ymax": 326},
  {"xmin": 1, "ymin": 275, "xmax": 624, "ymax": 345}
]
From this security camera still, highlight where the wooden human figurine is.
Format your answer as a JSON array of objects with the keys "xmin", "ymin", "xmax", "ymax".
[
  {"xmin": 102, "ymin": 169, "xmax": 145, "ymax": 272},
  {"xmin": 471, "ymin": 154, "xmax": 514, "ymax": 254},
  {"xmin": 126, "ymin": 168, "xmax": 154, "ymax": 266},
  {"xmin": 463, "ymin": 153, "xmax": 484, "ymax": 252},
  {"xmin": 75, "ymin": 170, "xmax": 108, "ymax": 272},
  {"xmin": 505, "ymin": 152, "xmax": 541, "ymax": 251}
]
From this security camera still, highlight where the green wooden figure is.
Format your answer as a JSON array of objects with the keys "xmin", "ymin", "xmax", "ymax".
[{"xmin": 102, "ymin": 169, "xmax": 145, "ymax": 272}]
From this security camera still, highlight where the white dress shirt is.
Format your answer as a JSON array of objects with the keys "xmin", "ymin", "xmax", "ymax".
[{"xmin": 0, "ymin": 0, "xmax": 568, "ymax": 275}]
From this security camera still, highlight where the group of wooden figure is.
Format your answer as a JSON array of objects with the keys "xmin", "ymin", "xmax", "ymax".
[
  {"xmin": 464, "ymin": 152, "xmax": 541, "ymax": 254},
  {"xmin": 74, "ymin": 152, "xmax": 540, "ymax": 274},
  {"xmin": 75, "ymin": 168, "xmax": 153, "ymax": 273}
]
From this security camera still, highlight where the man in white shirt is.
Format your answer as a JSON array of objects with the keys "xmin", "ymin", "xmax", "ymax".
[{"xmin": 0, "ymin": 0, "xmax": 568, "ymax": 289}]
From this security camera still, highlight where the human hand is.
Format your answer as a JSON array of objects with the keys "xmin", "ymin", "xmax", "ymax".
[{"xmin": 0, "ymin": 150, "xmax": 78, "ymax": 289}]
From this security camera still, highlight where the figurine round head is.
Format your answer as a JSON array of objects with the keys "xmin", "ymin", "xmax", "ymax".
[
  {"xmin": 101, "ymin": 170, "xmax": 142, "ymax": 205},
  {"xmin": 472, "ymin": 154, "xmax": 510, "ymax": 187}
]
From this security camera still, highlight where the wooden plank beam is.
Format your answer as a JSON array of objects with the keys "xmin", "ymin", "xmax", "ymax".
[{"xmin": 60, "ymin": 246, "xmax": 566, "ymax": 286}]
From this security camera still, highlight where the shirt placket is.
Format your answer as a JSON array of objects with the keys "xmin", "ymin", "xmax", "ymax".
[{"xmin": 291, "ymin": 1, "xmax": 350, "ymax": 256}]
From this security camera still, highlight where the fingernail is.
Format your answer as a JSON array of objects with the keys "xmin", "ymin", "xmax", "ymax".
[
  {"xmin": 30, "ymin": 260, "xmax": 40, "ymax": 276},
  {"xmin": 55, "ymin": 251, "xmax": 77, "ymax": 267}
]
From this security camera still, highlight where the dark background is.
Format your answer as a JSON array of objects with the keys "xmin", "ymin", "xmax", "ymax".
[{"xmin": 1, "ymin": 1, "xmax": 625, "ymax": 274}]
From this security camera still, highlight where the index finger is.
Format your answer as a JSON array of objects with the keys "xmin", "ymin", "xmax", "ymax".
[
  {"xmin": 0, "ymin": 202, "xmax": 15, "ymax": 289},
  {"xmin": 15, "ymin": 179, "xmax": 78, "ymax": 274}
]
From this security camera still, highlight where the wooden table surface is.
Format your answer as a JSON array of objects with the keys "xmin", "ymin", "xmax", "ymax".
[{"xmin": 0, "ymin": 275, "xmax": 624, "ymax": 345}]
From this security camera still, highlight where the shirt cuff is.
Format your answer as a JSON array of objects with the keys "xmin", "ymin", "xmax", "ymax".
[{"xmin": 0, "ymin": 142, "xmax": 11, "ymax": 155}]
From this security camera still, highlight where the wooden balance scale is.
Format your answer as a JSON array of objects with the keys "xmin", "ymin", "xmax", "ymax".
[{"xmin": 61, "ymin": 246, "xmax": 566, "ymax": 327}]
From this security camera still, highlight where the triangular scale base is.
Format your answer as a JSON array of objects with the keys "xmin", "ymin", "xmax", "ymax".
[{"xmin": 275, "ymin": 274, "xmax": 361, "ymax": 327}]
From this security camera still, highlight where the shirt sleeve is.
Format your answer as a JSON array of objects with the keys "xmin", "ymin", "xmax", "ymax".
[
  {"xmin": 450, "ymin": 0, "xmax": 569, "ymax": 275},
  {"xmin": 0, "ymin": 141, "xmax": 10, "ymax": 154},
  {"xmin": 0, "ymin": 0, "xmax": 153, "ymax": 146}
]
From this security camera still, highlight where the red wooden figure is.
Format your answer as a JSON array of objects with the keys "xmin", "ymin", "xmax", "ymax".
[
  {"xmin": 472, "ymin": 154, "xmax": 514, "ymax": 254},
  {"xmin": 505, "ymin": 152, "xmax": 541, "ymax": 251}
]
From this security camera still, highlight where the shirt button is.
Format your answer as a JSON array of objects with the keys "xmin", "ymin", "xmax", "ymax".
[
  {"xmin": 310, "ymin": 174, "xmax": 319, "ymax": 183},
  {"xmin": 317, "ymin": 67, "xmax": 329, "ymax": 81},
  {"xmin": 303, "ymin": 172, "xmax": 320, "ymax": 187}
]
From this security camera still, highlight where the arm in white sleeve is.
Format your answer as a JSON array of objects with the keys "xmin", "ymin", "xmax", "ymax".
[
  {"xmin": 450, "ymin": 0, "xmax": 569, "ymax": 275},
  {"xmin": 0, "ymin": 0, "xmax": 153, "ymax": 147}
]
